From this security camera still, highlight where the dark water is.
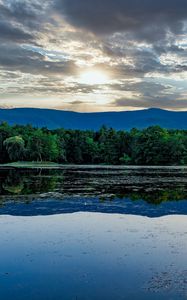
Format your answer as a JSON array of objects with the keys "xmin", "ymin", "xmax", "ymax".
[{"xmin": 0, "ymin": 166, "xmax": 187, "ymax": 299}]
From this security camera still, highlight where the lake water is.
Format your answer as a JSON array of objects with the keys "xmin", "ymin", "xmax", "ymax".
[{"xmin": 0, "ymin": 166, "xmax": 187, "ymax": 299}]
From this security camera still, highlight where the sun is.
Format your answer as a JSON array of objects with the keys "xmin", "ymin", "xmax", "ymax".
[{"xmin": 78, "ymin": 69, "xmax": 109, "ymax": 85}]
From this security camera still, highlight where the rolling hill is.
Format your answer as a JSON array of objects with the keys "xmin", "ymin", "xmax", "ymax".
[{"xmin": 0, "ymin": 107, "xmax": 187, "ymax": 130}]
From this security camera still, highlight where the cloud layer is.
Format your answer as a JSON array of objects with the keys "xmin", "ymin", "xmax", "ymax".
[
  {"xmin": 0, "ymin": 0, "xmax": 187, "ymax": 111},
  {"xmin": 57, "ymin": 0, "xmax": 187, "ymax": 37}
]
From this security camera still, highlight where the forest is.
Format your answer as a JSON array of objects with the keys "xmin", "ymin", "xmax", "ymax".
[{"xmin": 0, "ymin": 122, "xmax": 187, "ymax": 165}]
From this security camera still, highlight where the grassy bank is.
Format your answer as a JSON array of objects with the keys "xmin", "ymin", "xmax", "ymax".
[
  {"xmin": 1, "ymin": 161, "xmax": 187, "ymax": 170},
  {"xmin": 0, "ymin": 161, "xmax": 62, "ymax": 169}
]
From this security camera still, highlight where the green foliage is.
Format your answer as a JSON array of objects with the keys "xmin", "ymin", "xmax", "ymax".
[
  {"xmin": 1, "ymin": 123, "xmax": 187, "ymax": 165},
  {"xmin": 119, "ymin": 154, "xmax": 132, "ymax": 164},
  {"xmin": 3, "ymin": 136, "xmax": 25, "ymax": 161},
  {"xmin": 0, "ymin": 122, "xmax": 13, "ymax": 162},
  {"xmin": 26, "ymin": 130, "xmax": 59, "ymax": 162},
  {"xmin": 131, "ymin": 126, "xmax": 169, "ymax": 165}
]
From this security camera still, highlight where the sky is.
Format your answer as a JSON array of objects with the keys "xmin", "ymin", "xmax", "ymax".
[{"xmin": 0, "ymin": 0, "xmax": 187, "ymax": 112}]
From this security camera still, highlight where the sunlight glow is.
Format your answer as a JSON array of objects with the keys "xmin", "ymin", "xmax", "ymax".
[{"xmin": 78, "ymin": 70, "xmax": 109, "ymax": 85}]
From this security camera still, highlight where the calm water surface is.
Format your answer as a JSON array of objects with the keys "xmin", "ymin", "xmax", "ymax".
[{"xmin": 0, "ymin": 166, "xmax": 187, "ymax": 299}]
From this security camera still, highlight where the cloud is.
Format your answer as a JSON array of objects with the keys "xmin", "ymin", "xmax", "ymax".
[
  {"xmin": 114, "ymin": 96, "xmax": 187, "ymax": 110},
  {"xmin": 0, "ymin": 43, "xmax": 78, "ymax": 76},
  {"xmin": 56, "ymin": 0, "xmax": 187, "ymax": 41},
  {"xmin": 113, "ymin": 80, "xmax": 187, "ymax": 110},
  {"xmin": 0, "ymin": 20, "xmax": 33, "ymax": 42},
  {"xmin": 110, "ymin": 81, "xmax": 170, "ymax": 94},
  {"xmin": 0, "ymin": 1, "xmax": 50, "ymax": 27},
  {"xmin": 0, "ymin": 0, "xmax": 187, "ymax": 111},
  {"xmin": 0, "ymin": 0, "xmax": 53, "ymax": 44}
]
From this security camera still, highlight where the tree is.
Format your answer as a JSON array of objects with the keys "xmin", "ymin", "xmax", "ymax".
[
  {"xmin": 3, "ymin": 136, "xmax": 25, "ymax": 161},
  {"xmin": 27, "ymin": 130, "xmax": 43, "ymax": 161},
  {"xmin": 119, "ymin": 153, "xmax": 132, "ymax": 165},
  {"xmin": 82, "ymin": 136, "xmax": 99, "ymax": 163},
  {"xmin": 167, "ymin": 133, "xmax": 187, "ymax": 165},
  {"xmin": 1, "ymin": 123, "xmax": 187, "ymax": 166},
  {"xmin": 98, "ymin": 127, "xmax": 120, "ymax": 164},
  {"xmin": 27, "ymin": 130, "xmax": 59, "ymax": 162},
  {"xmin": 0, "ymin": 122, "xmax": 13, "ymax": 162},
  {"xmin": 131, "ymin": 126, "xmax": 169, "ymax": 165}
]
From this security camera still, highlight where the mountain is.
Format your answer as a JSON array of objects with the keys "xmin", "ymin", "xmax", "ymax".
[{"xmin": 0, "ymin": 107, "xmax": 187, "ymax": 130}]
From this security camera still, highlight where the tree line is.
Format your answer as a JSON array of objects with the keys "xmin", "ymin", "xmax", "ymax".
[{"xmin": 0, "ymin": 122, "xmax": 187, "ymax": 165}]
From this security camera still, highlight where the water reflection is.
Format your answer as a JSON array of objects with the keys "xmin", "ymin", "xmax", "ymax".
[
  {"xmin": 0, "ymin": 167, "xmax": 187, "ymax": 217},
  {"xmin": 0, "ymin": 167, "xmax": 187, "ymax": 300},
  {"xmin": 0, "ymin": 169, "xmax": 60, "ymax": 195},
  {"xmin": 0, "ymin": 213, "xmax": 187, "ymax": 300}
]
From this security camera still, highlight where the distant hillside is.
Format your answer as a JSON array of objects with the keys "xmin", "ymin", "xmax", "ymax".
[{"xmin": 0, "ymin": 107, "xmax": 187, "ymax": 130}]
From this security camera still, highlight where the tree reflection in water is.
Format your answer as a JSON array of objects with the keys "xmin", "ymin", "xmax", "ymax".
[{"xmin": 0, "ymin": 167, "xmax": 187, "ymax": 205}]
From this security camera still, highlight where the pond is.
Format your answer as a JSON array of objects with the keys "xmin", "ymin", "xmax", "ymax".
[{"xmin": 0, "ymin": 166, "xmax": 187, "ymax": 299}]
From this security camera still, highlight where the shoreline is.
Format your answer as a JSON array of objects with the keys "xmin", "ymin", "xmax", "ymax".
[{"xmin": 1, "ymin": 162, "xmax": 187, "ymax": 169}]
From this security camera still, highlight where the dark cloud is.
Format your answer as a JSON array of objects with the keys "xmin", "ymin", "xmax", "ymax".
[
  {"xmin": 0, "ymin": 1, "xmax": 50, "ymax": 28},
  {"xmin": 114, "ymin": 97, "xmax": 187, "ymax": 110},
  {"xmin": 0, "ymin": 20, "xmax": 33, "ymax": 41},
  {"xmin": 111, "ymin": 80, "xmax": 187, "ymax": 110},
  {"xmin": 0, "ymin": 3, "xmax": 34, "ymax": 43},
  {"xmin": 0, "ymin": 44, "xmax": 78, "ymax": 76},
  {"xmin": 70, "ymin": 101, "xmax": 85, "ymax": 105},
  {"xmin": 110, "ymin": 81, "xmax": 170, "ymax": 94},
  {"xmin": 56, "ymin": 0, "xmax": 187, "ymax": 40},
  {"xmin": 154, "ymin": 44, "xmax": 185, "ymax": 55},
  {"xmin": 93, "ymin": 48, "xmax": 172, "ymax": 78},
  {"xmin": 113, "ymin": 80, "xmax": 186, "ymax": 109},
  {"xmin": 0, "ymin": 0, "xmax": 52, "ymax": 43}
]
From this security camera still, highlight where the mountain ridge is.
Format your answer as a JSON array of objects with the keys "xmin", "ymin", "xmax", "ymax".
[{"xmin": 0, "ymin": 107, "xmax": 187, "ymax": 130}]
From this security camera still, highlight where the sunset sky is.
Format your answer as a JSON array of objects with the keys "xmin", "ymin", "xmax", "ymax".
[{"xmin": 1, "ymin": 0, "xmax": 187, "ymax": 111}]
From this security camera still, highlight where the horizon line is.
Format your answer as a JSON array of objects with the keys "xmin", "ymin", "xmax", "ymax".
[{"xmin": 0, "ymin": 107, "xmax": 187, "ymax": 113}]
